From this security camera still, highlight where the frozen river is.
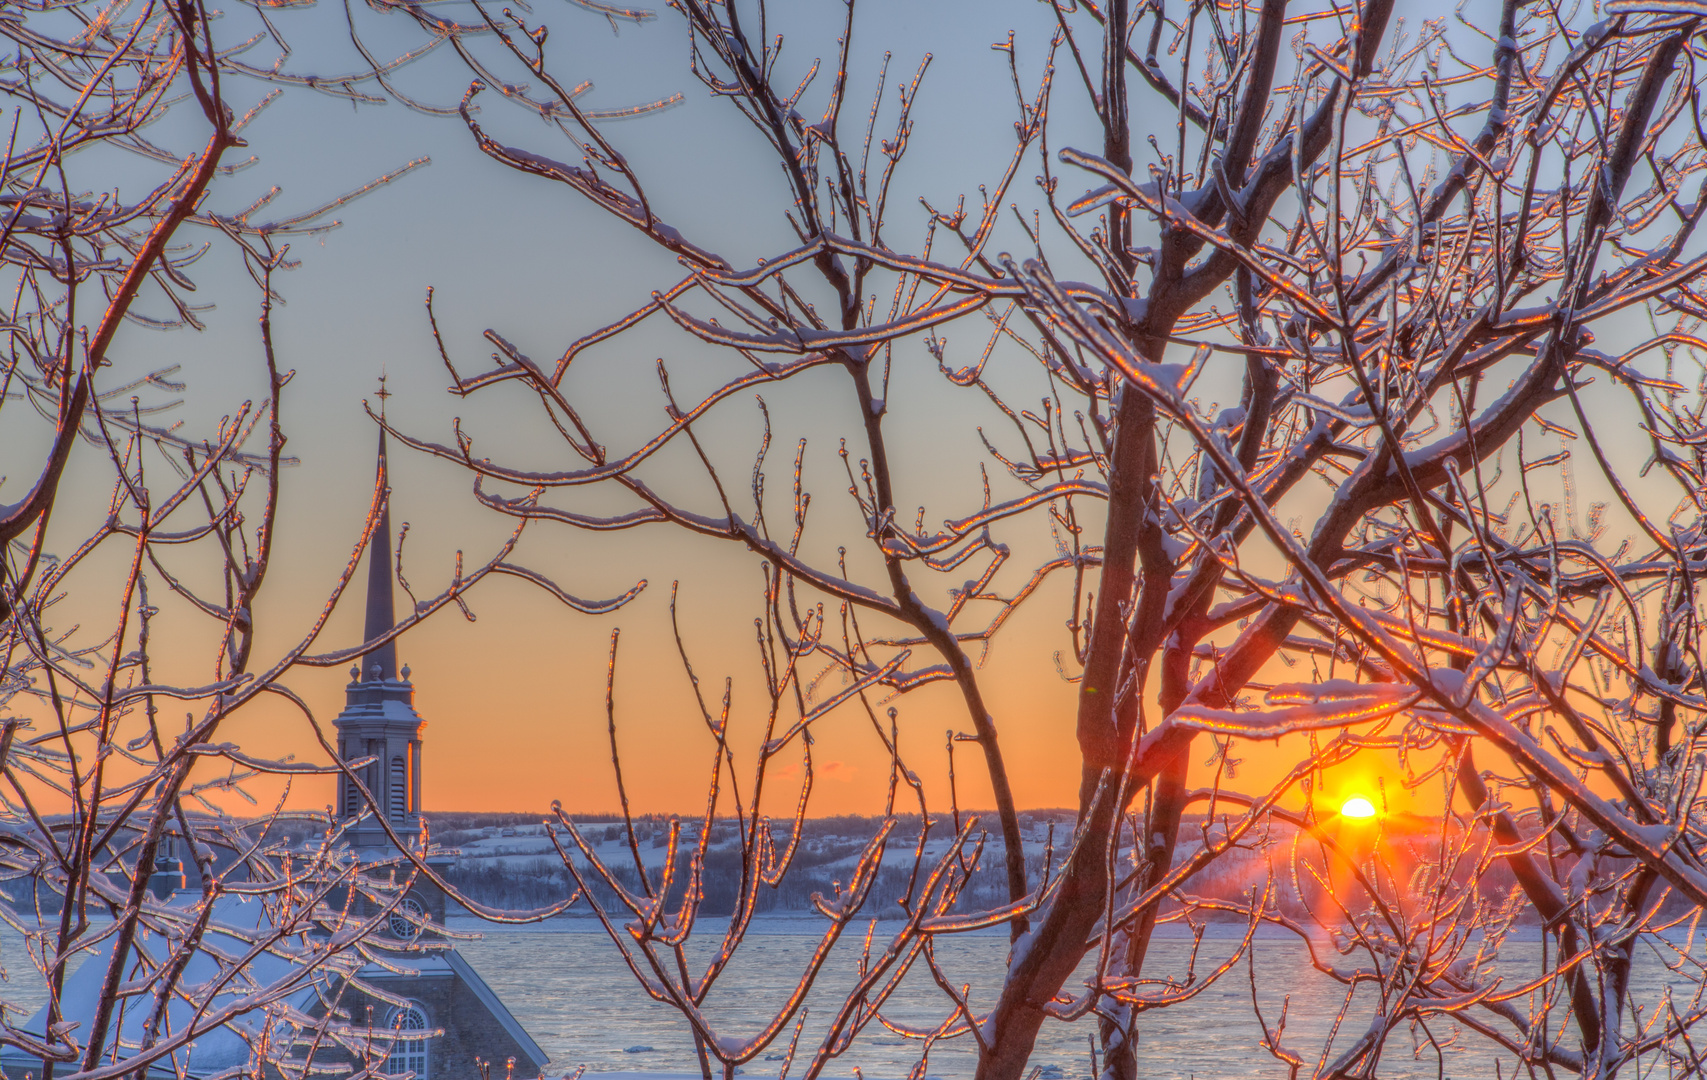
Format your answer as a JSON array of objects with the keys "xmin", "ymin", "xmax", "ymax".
[
  {"xmin": 417, "ymin": 918, "xmax": 1702, "ymax": 1080},
  {"xmin": 2, "ymin": 917, "xmax": 1699, "ymax": 1080}
]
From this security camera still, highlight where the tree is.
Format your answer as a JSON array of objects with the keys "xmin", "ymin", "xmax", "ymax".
[
  {"xmin": 0, "ymin": 4, "xmax": 520, "ymax": 1077},
  {"xmin": 365, "ymin": 0, "xmax": 1707, "ymax": 1077}
]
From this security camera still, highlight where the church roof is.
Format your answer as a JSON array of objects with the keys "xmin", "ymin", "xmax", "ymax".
[
  {"xmin": 444, "ymin": 951, "xmax": 548, "ymax": 1068},
  {"xmin": 361, "ymin": 950, "xmax": 549, "ymax": 1069},
  {"xmin": 1, "ymin": 889, "xmax": 551, "ymax": 1079},
  {"xmin": 0, "ymin": 892, "xmax": 345, "ymax": 1080}
]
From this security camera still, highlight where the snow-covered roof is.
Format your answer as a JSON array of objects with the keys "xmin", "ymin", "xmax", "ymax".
[
  {"xmin": 0, "ymin": 886, "xmax": 546, "ymax": 1080},
  {"xmin": 1, "ymin": 893, "xmax": 343, "ymax": 1080}
]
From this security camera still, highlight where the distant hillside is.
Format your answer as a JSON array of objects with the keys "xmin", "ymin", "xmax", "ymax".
[
  {"xmin": 416, "ymin": 809, "xmax": 1603, "ymax": 927},
  {"xmin": 429, "ymin": 811, "xmax": 1079, "ymax": 916}
]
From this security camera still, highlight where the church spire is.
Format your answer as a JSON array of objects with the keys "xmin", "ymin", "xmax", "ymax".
[
  {"xmin": 362, "ymin": 377, "xmax": 398, "ymax": 682},
  {"xmin": 334, "ymin": 374, "xmax": 425, "ymax": 844}
]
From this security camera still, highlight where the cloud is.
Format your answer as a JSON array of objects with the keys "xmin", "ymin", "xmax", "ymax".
[{"xmin": 774, "ymin": 759, "xmax": 857, "ymax": 784}]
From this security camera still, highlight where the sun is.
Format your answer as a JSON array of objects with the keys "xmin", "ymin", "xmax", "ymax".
[{"xmin": 1341, "ymin": 795, "xmax": 1378, "ymax": 819}]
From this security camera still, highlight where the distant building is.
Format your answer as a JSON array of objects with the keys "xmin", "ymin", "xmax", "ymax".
[
  {"xmin": 320, "ymin": 423, "xmax": 549, "ymax": 1080},
  {"xmin": 0, "ymin": 423, "xmax": 548, "ymax": 1080}
]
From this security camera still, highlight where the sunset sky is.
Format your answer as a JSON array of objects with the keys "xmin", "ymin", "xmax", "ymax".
[
  {"xmin": 4, "ymin": 0, "xmax": 1070, "ymax": 819},
  {"xmin": 12, "ymin": 0, "xmax": 1637, "ymax": 825}
]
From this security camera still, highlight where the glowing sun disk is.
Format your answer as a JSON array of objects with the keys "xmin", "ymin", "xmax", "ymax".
[{"xmin": 1341, "ymin": 796, "xmax": 1378, "ymax": 819}]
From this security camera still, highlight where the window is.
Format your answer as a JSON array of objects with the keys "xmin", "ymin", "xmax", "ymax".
[
  {"xmin": 385, "ymin": 1003, "xmax": 428, "ymax": 1079},
  {"xmin": 365, "ymin": 741, "xmax": 379, "ymax": 817},
  {"xmin": 389, "ymin": 895, "xmax": 427, "ymax": 941},
  {"xmin": 390, "ymin": 756, "xmax": 407, "ymax": 822}
]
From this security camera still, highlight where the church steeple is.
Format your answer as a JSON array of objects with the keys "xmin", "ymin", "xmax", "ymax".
[
  {"xmin": 333, "ymin": 378, "xmax": 426, "ymax": 850},
  {"xmin": 361, "ymin": 423, "xmax": 398, "ymax": 682}
]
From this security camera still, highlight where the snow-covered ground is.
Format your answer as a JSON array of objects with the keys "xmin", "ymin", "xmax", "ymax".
[
  {"xmin": 444, "ymin": 819, "xmax": 1219, "ymax": 874},
  {"xmin": 440, "ymin": 812, "xmax": 1283, "ymax": 880}
]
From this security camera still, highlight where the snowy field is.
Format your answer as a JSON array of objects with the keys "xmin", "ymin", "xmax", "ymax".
[{"xmin": 446, "ymin": 820, "xmax": 1090, "ymax": 873}]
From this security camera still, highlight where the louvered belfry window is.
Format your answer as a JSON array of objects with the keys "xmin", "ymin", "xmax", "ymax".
[
  {"xmin": 390, "ymin": 756, "xmax": 407, "ymax": 822},
  {"xmin": 343, "ymin": 742, "xmax": 359, "ymax": 818}
]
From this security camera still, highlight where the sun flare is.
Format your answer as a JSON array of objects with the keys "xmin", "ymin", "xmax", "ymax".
[{"xmin": 1341, "ymin": 796, "xmax": 1378, "ymax": 819}]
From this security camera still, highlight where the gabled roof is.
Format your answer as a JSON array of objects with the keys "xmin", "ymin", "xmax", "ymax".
[
  {"xmin": 359, "ymin": 950, "xmax": 549, "ymax": 1072},
  {"xmin": 1, "ymin": 894, "xmax": 344, "ymax": 1080},
  {"xmin": 2, "ymin": 891, "xmax": 549, "ymax": 1079},
  {"xmin": 444, "ymin": 950, "xmax": 549, "ymax": 1070}
]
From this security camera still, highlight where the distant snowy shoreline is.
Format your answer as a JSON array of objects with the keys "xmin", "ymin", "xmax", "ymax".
[{"xmin": 443, "ymin": 913, "xmax": 1559, "ymax": 943}]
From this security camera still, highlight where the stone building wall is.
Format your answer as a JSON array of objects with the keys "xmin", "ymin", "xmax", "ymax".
[{"xmin": 334, "ymin": 974, "xmax": 540, "ymax": 1080}]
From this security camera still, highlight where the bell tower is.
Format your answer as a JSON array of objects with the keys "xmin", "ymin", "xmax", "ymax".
[{"xmin": 333, "ymin": 383, "xmax": 426, "ymax": 852}]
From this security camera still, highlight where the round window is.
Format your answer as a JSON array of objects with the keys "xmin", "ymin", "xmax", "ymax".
[{"xmin": 388, "ymin": 895, "xmax": 427, "ymax": 940}]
